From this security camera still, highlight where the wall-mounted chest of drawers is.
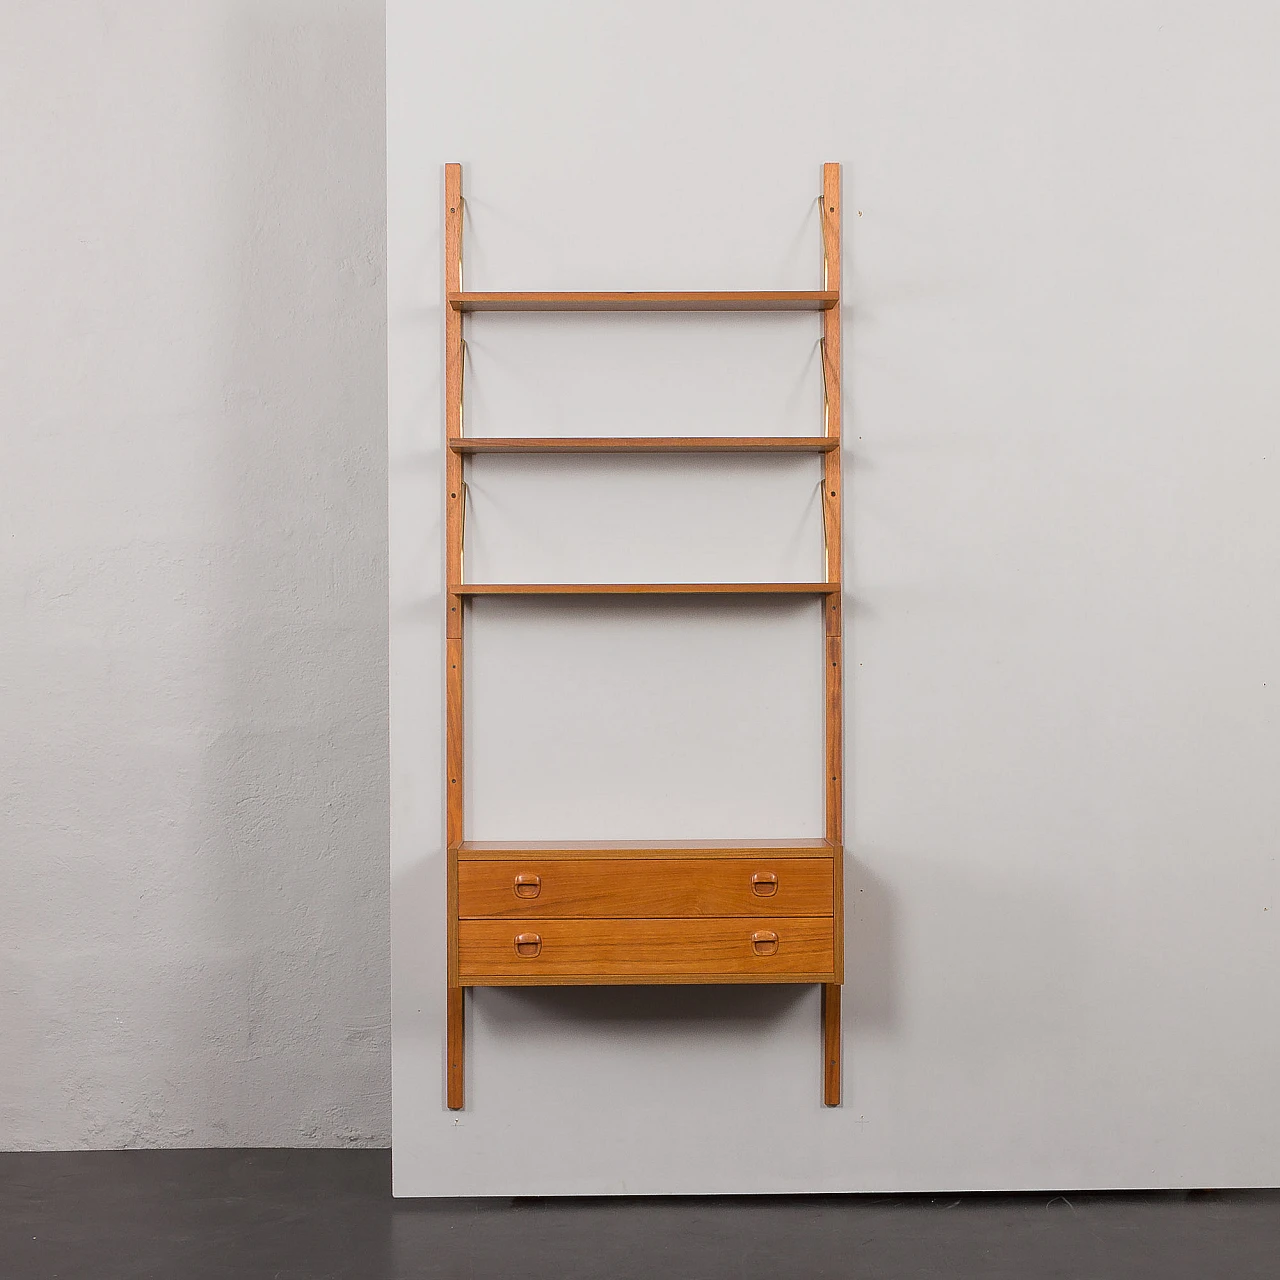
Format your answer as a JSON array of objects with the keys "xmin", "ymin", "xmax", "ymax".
[{"xmin": 451, "ymin": 840, "xmax": 843, "ymax": 986}]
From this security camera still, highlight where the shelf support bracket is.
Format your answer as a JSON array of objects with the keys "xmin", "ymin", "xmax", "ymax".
[
  {"xmin": 459, "ymin": 481, "xmax": 469, "ymax": 584},
  {"xmin": 817, "ymin": 476, "xmax": 830, "ymax": 580},
  {"xmin": 819, "ymin": 338, "xmax": 838, "ymax": 438}
]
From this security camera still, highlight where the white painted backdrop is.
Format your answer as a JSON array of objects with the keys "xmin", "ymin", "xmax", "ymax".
[{"xmin": 389, "ymin": 1, "xmax": 1280, "ymax": 1194}]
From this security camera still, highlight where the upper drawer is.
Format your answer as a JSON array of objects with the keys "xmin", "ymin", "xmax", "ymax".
[{"xmin": 457, "ymin": 857, "xmax": 834, "ymax": 919}]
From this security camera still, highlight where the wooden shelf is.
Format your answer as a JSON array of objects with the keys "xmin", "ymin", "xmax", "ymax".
[
  {"xmin": 449, "ymin": 436, "xmax": 839, "ymax": 454},
  {"xmin": 452, "ymin": 582, "xmax": 839, "ymax": 596},
  {"xmin": 448, "ymin": 291, "xmax": 839, "ymax": 313},
  {"xmin": 456, "ymin": 838, "xmax": 838, "ymax": 860}
]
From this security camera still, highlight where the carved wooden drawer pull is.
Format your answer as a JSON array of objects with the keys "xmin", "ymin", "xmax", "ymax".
[
  {"xmin": 750, "ymin": 871, "xmax": 779, "ymax": 897},
  {"xmin": 514, "ymin": 933, "xmax": 542, "ymax": 959},
  {"xmin": 751, "ymin": 930, "xmax": 779, "ymax": 957},
  {"xmin": 513, "ymin": 873, "xmax": 541, "ymax": 899}
]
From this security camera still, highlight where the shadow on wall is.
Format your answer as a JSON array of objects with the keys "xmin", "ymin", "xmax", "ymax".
[
  {"xmin": 391, "ymin": 845, "xmax": 901, "ymax": 1111},
  {"xmin": 179, "ymin": 2, "xmax": 388, "ymax": 1146},
  {"xmin": 845, "ymin": 856, "xmax": 897, "ymax": 1031},
  {"xmin": 476, "ymin": 855, "xmax": 899, "ymax": 1026}
]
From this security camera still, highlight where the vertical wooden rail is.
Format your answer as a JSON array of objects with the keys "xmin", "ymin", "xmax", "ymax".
[
  {"xmin": 820, "ymin": 162, "xmax": 844, "ymax": 1106},
  {"xmin": 445, "ymin": 163, "xmax": 466, "ymax": 1109}
]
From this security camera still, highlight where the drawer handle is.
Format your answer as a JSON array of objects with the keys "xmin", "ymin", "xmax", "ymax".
[
  {"xmin": 751, "ymin": 930, "xmax": 779, "ymax": 957},
  {"xmin": 750, "ymin": 871, "xmax": 779, "ymax": 897},
  {"xmin": 514, "ymin": 933, "xmax": 542, "ymax": 959},
  {"xmin": 513, "ymin": 873, "xmax": 541, "ymax": 899}
]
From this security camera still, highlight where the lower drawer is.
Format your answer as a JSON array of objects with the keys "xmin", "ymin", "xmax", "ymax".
[{"xmin": 458, "ymin": 917, "xmax": 835, "ymax": 984}]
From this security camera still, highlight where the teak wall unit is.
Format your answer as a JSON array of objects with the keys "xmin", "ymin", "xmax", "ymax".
[{"xmin": 444, "ymin": 163, "xmax": 844, "ymax": 1109}]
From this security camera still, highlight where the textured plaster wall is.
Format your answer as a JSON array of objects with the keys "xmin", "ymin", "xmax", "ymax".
[{"xmin": 2, "ymin": 1, "xmax": 389, "ymax": 1148}]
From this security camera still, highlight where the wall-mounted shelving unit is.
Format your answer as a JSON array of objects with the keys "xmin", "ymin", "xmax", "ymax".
[{"xmin": 444, "ymin": 163, "xmax": 845, "ymax": 1109}]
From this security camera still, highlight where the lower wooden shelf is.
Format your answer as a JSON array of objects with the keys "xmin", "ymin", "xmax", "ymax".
[{"xmin": 453, "ymin": 582, "xmax": 838, "ymax": 596}]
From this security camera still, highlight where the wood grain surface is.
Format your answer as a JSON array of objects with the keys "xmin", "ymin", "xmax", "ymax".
[
  {"xmin": 457, "ymin": 858, "xmax": 835, "ymax": 919},
  {"xmin": 458, "ymin": 917, "xmax": 836, "ymax": 982},
  {"xmin": 448, "ymin": 290, "xmax": 839, "ymax": 312},
  {"xmin": 452, "ymin": 582, "xmax": 839, "ymax": 595},
  {"xmin": 456, "ymin": 839, "xmax": 837, "ymax": 859},
  {"xmin": 448, "ymin": 435, "xmax": 840, "ymax": 454}
]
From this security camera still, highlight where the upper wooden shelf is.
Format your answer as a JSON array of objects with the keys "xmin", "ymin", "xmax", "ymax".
[
  {"xmin": 453, "ymin": 582, "xmax": 838, "ymax": 596},
  {"xmin": 448, "ymin": 291, "xmax": 839, "ymax": 313},
  {"xmin": 449, "ymin": 436, "xmax": 839, "ymax": 454}
]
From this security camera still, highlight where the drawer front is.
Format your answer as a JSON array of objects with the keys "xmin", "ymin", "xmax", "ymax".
[
  {"xmin": 457, "ymin": 857, "xmax": 833, "ymax": 919},
  {"xmin": 458, "ymin": 917, "xmax": 835, "ymax": 982}
]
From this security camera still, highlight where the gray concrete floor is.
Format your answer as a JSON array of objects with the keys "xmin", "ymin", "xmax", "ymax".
[{"xmin": 2, "ymin": 1150, "xmax": 1277, "ymax": 1279}]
